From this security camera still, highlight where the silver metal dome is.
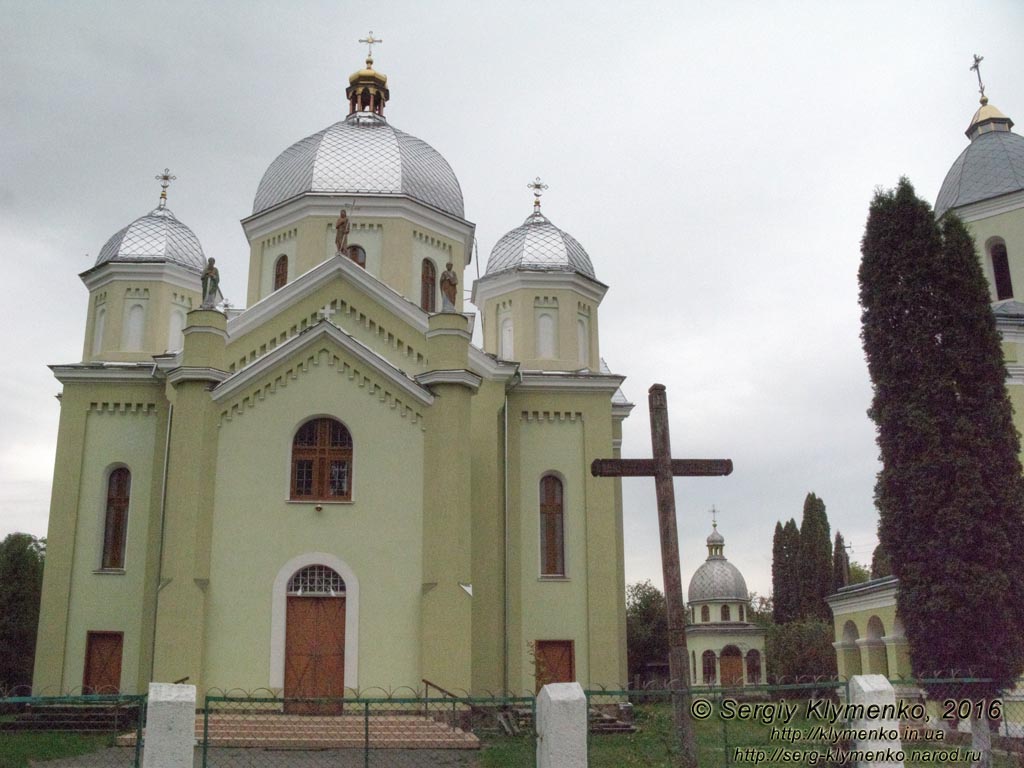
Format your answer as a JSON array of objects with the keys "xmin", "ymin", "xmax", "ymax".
[
  {"xmin": 688, "ymin": 559, "xmax": 749, "ymax": 603},
  {"xmin": 485, "ymin": 211, "xmax": 596, "ymax": 279},
  {"xmin": 935, "ymin": 129, "xmax": 1024, "ymax": 217},
  {"xmin": 95, "ymin": 206, "xmax": 205, "ymax": 271},
  {"xmin": 252, "ymin": 112, "xmax": 464, "ymax": 219}
]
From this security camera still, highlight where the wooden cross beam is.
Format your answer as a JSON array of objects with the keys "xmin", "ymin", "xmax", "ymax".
[{"xmin": 592, "ymin": 383, "xmax": 732, "ymax": 768}]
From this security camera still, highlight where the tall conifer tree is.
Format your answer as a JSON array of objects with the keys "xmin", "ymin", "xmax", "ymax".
[
  {"xmin": 860, "ymin": 179, "xmax": 1024, "ymax": 692},
  {"xmin": 771, "ymin": 518, "xmax": 801, "ymax": 624},
  {"xmin": 832, "ymin": 532, "xmax": 849, "ymax": 593},
  {"xmin": 798, "ymin": 493, "xmax": 832, "ymax": 620}
]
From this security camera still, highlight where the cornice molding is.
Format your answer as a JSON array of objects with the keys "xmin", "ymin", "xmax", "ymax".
[
  {"xmin": 952, "ymin": 189, "xmax": 1024, "ymax": 223},
  {"xmin": 516, "ymin": 371, "xmax": 626, "ymax": 394},
  {"xmin": 80, "ymin": 261, "xmax": 203, "ymax": 294},
  {"xmin": 213, "ymin": 321, "xmax": 434, "ymax": 407},
  {"xmin": 166, "ymin": 367, "xmax": 229, "ymax": 386},
  {"xmin": 240, "ymin": 193, "xmax": 475, "ymax": 260},
  {"xmin": 472, "ymin": 269, "xmax": 609, "ymax": 306},
  {"xmin": 415, "ymin": 369, "xmax": 482, "ymax": 392},
  {"xmin": 425, "ymin": 324, "xmax": 473, "ymax": 342},
  {"xmin": 827, "ymin": 578, "xmax": 899, "ymax": 615},
  {"xmin": 51, "ymin": 363, "xmax": 161, "ymax": 384}
]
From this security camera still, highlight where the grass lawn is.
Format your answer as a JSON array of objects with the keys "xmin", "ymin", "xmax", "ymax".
[
  {"xmin": 0, "ymin": 732, "xmax": 115, "ymax": 768},
  {"xmin": 478, "ymin": 699, "xmax": 1022, "ymax": 767}
]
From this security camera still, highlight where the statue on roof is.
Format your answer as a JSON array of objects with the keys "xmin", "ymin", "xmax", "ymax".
[
  {"xmin": 440, "ymin": 261, "xmax": 458, "ymax": 312},
  {"xmin": 201, "ymin": 257, "xmax": 221, "ymax": 309},
  {"xmin": 335, "ymin": 209, "xmax": 350, "ymax": 255}
]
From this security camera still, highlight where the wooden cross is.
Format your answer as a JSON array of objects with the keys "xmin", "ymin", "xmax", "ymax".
[
  {"xmin": 360, "ymin": 31, "xmax": 382, "ymax": 58},
  {"xmin": 592, "ymin": 383, "xmax": 733, "ymax": 768},
  {"xmin": 155, "ymin": 168, "xmax": 176, "ymax": 208},
  {"xmin": 971, "ymin": 54, "xmax": 986, "ymax": 100}
]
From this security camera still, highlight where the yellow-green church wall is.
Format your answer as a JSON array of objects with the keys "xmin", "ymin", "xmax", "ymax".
[
  {"xmin": 964, "ymin": 206, "xmax": 1024, "ymax": 303},
  {"xmin": 204, "ymin": 346, "xmax": 426, "ymax": 691},
  {"xmin": 828, "ymin": 586, "xmax": 908, "ymax": 681},
  {"xmin": 468, "ymin": 378, "xmax": 510, "ymax": 692}
]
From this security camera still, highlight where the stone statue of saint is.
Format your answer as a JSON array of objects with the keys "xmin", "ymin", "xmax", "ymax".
[
  {"xmin": 440, "ymin": 262, "xmax": 458, "ymax": 312},
  {"xmin": 201, "ymin": 257, "xmax": 220, "ymax": 309},
  {"xmin": 335, "ymin": 209, "xmax": 350, "ymax": 255}
]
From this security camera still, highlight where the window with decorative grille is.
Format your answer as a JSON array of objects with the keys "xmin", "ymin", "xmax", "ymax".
[
  {"xmin": 287, "ymin": 564, "xmax": 347, "ymax": 595},
  {"xmin": 291, "ymin": 419, "xmax": 353, "ymax": 501}
]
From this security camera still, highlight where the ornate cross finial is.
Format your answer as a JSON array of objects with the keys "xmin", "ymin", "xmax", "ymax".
[
  {"xmin": 709, "ymin": 505, "xmax": 719, "ymax": 528},
  {"xmin": 360, "ymin": 31, "xmax": 382, "ymax": 61},
  {"xmin": 155, "ymin": 168, "xmax": 176, "ymax": 208},
  {"xmin": 971, "ymin": 54, "xmax": 987, "ymax": 103},
  {"xmin": 527, "ymin": 176, "xmax": 548, "ymax": 213}
]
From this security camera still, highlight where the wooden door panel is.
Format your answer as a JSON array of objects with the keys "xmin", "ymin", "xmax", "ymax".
[
  {"xmin": 285, "ymin": 596, "xmax": 345, "ymax": 713},
  {"xmin": 720, "ymin": 653, "xmax": 743, "ymax": 686},
  {"xmin": 535, "ymin": 640, "xmax": 574, "ymax": 691},
  {"xmin": 83, "ymin": 632, "xmax": 123, "ymax": 694}
]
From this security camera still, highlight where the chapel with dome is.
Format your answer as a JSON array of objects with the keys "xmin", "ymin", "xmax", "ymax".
[
  {"xmin": 685, "ymin": 521, "xmax": 765, "ymax": 687},
  {"xmin": 33, "ymin": 47, "xmax": 632, "ymax": 697}
]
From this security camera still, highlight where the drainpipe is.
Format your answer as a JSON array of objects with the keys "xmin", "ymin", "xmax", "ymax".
[
  {"xmin": 503, "ymin": 366, "xmax": 521, "ymax": 694},
  {"xmin": 150, "ymin": 402, "xmax": 173, "ymax": 681}
]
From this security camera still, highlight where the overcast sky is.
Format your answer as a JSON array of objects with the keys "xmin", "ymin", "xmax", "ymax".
[{"xmin": 2, "ymin": 1, "xmax": 1022, "ymax": 600}]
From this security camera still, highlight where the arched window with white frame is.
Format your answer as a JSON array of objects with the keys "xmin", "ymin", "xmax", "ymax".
[
  {"xmin": 990, "ymin": 240, "xmax": 1013, "ymax": 300},
  {"xmin": 539, "ymin": 475, "xmax": 565, "ymax": 577},
  {"xmin": 102, "ymin": 467, "xmax": 131, "ymax": 569},
  {"xmin": 291, "ymin": 418, "xmax": 354, "ymax": 501}
]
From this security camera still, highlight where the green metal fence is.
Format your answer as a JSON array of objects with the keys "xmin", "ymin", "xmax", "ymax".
[{"xmin": 0, "ymin": 693, "xmax": 146, "ymax": 768}]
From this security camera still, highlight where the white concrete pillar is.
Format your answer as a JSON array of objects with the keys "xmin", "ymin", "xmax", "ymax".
[
  {"xmin": 848, "ymin": 674, "xmax": 905, "ymax": 768},
  {"xmin": 142, "ymin": 682, "xmax": 196, "ymax": 768},
  {"xmin": 536, "ymin": 682, "xmax": 587, "ymax": 768}
]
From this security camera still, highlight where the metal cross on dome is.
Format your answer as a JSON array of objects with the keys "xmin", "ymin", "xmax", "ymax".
[
  {"xmin": 155, "ymin": 168, "xmax": 176, "ymax": 208},
  {"xmin": 709, "ymin": 504, "xmax": 719, "ymax": 527},
  {"xmin": 527, "ymin": 176, "xmax": 548, "ymax": 212},
  {"xmin": 971, "ymin": 54, "xmax": 986, "ymax": 100},
  {"xmin": 360, "ymin": 31, "xmax": 382, "ymax": 58}
]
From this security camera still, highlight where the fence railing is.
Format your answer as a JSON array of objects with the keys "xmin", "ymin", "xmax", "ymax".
[{"xmin": 0, "ymin": 693, "xmax": 146, "ymax": 768}]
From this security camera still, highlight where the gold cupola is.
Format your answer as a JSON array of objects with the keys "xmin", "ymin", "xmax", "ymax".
[{"xmin": 347, "ymin": 55, "xmax": 389, "ymax": 116}]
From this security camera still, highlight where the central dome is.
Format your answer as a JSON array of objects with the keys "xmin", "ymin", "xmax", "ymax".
[
  {"xmin": 252, "ymin": 112, "xmax": 464, "ymax": 219},
  {"xmin": 687, "ymin": 524, "xmax": 749, "ymax": 603}
]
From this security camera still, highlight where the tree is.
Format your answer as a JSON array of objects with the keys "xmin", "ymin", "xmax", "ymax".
[
  {"xmin": 798, "ymin": 493, "xmax": 832, "ymax": 621},
  {"xmin": 747, "ymin": 592, "xmax": 773, "ymax": 629},
  {"xmin": 832, "ymin": 531, "xmax": 850, "ymax": 592},
  {"xmin": 870, "ymin": 541, "xmax": 892, "ymax": 579},
  {"xmin": 771, "ymin": 519, "xmax": 801, "ymax": 624},
  {"xmin": 848, "ymin": 561, "xmax": 870, "ymax": 585},
  {"xmin": 625, "ymin": 580, "xmax": 668, "ymax": 682},
  {"xmin": 0, "ymin": 533, "xmax": 45, "ymax": 692},
  {"xmin": 860, "ymin": 179, "xmax": 1024, "ymax": 762},
  {"xmin": 766, "ymin": 620, "xmax": 837, "ymax": 682}
]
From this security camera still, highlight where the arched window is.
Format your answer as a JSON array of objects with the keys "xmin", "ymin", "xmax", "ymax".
[
  {"xmin": 290, "ymin": 418, "xmax": 354, "ymax": 501},
  {"xmin": 92, "ymin": 307, "xmax": 106, "ymax": 356},
  {"xmin": 739, "ymin": 604, "xmax": 746, "ymax": 622},
  {"xmin": 700, "ymin": 605, "xmax": 710, "ymax": 623},
  {"xmin": 991, "ymin": 241, "xmax": 1013, "ymax": 300},
  {"xmin": 124, "ymin": 304, "xmax": 145, "ymax": 350},
  {"xmin": 537, "ymin": 312, "xmax": 556, "ymax": 358},
  {"xmin": 288, "ymin": 564, "xmax": 346, "ymax": 596},
  {"xmin": 500, "ymin": 317, "xmax": 514, "ymax": 359},
  {"xmin": 347, "ymin": 244, "xmax": 366, "ymax": 268},
  {"xmin": 702, "ymin": 650, "xmax": 716, "ymax": 685},
  {"xmin": 721, "ymin": 605, "xmax": 731, "ymax": 621},
  {"xmin": 167, "ymin": 309, "xmax": 186, "ymax": 352},
  {"xmin": 746, "ymin": 650, "xmax": 762, "ymax": 684},
  {"xmin": 421, "ymin": 259, "xmax": 436, "ymax": 312},
  {"xmin": 576, "ymin": 317, "xmax": 589, "ymax": 367},
  {"xmin": 273, "ymin": 255, "xmax": 288, "ymax": 291},
  {"xmin": 102, "ymin": 468, "xmax": 131, "ymax": 569},
  {"xmin": 539, "ymin": 475, "xmax": 564, "ymax": 576}
]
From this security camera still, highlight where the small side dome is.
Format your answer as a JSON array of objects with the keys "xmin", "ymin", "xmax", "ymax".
[
  {"xmin": 687, "ymin": 523, "xmax": 749, "ymax": 603},
  {"xmin": 485, "ymin": 211, "xmax": 596, "ymax": 279},
  {"xmin": 935, "ymin": 96, "xmax": 1024, "ymax": 217},
  {"xmin": 95, "ymin": 206, "xmax": 206, "ymax": 272}
]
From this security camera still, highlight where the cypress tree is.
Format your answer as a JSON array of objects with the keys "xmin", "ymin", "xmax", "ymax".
[
  {"xmin": 832, "ymin": 531, "xmax": 849, "ymax": 593},
  {"xmin": 772, "ymin": 518, "xmax": 802, "ymax": 624},
  {"xmin": 798, "ymin": 493, "xmax": 832, "ymax": 620},
  {"xmin": 859, "ymin": 179, "xmax": 1024, "ymax": 693},
  {"xmin": 870, "ymin": 541, "xmax": 892, "ymax": 579}
]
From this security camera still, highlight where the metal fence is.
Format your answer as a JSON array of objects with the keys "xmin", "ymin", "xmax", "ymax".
[
  {"xmin": 200, "ymin": 691, "xmax": 536, "ymax": 768},
  {"xmin": 0, "ymin": 693, "xmax": 145, "ymax": 768}
]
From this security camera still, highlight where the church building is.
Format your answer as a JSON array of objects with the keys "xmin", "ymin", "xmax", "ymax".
[{"xmin": 32, "ymin": 49, "xmax": 632, "ymax": 697}]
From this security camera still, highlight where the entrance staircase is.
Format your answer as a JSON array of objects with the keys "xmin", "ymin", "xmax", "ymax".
[{"xmin": 116, "ymin": 712, "xmax": 480, "ymax": 750}]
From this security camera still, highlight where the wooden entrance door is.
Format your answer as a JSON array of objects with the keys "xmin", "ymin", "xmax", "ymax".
[
  {"xmin": 83, "ymin": 632, "xmax": 123, "ymax": 694},
  {"xmin": 720, "ymin": 646, "xmax": 743, "ymax": 686},
  {"xmin": 285, "ymin": 596, "xmax": 345, "ymax": 712},
  {"xmin": 534, "ymin": 640, "xmax": 574, "ymax": 692}
]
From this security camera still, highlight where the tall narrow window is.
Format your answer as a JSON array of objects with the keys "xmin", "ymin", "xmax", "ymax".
[
  {"xmin": 539, "ymin": 475, "xmax": 564, "ymax": 576},
  {"xmin": 537, "ymin": 312, "xmax": 556, "ymax": 358},
  {"xmin": 274, "ymin": 255, "xmax": 288, "ymax": 291},
  {"xmin": 702, "ymin": 650, "xmax": 716, "ymax": 685},
  {"xmin": 421, "ymin": 259, "xmax": 436, "ymax": 312},
  {"xmin": 92, "ymin": 307, "xmax": 106, "ymax": 357},
  {"xmin": 500, "ymin": 316, "xmax": 514, "ymax": 359},
  {"xmin": 701, "ymin": 605, "xmax": 710, "ymax": 622},
  {"xmin": 721, "ymin": 605, "xmax": 731, "ymax": 621},
  {"xmin": 992, "ymin": 242, "xmax": 1013, "ymax": 300},
  {"xmin": 102, "ymin": 468, "xmax": 131, "ymax": 569},
  {"xmin": 124, "ymin": 304, "xmax": 145, "ymax": 350},
  {"xmin": 291, "ymin": 418, "xmax": 354, "ymax": 501}
]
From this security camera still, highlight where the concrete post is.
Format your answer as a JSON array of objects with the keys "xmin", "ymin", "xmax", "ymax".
[
  {"xmin": 536, "ymin": 682, "xmax": 587, "ymax": 768},
  {"xmin": 142, "ymin": 682, "xmax": 196, "ymax": 768},
  {"xmin": 848, "ymin": 674, "xmax": 905, "ymax": 768}
]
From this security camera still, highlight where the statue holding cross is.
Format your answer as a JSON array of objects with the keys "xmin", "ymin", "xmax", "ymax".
[{"xmin": 592, "ymin": 383, "xmax": 733, "ymax": 768}]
